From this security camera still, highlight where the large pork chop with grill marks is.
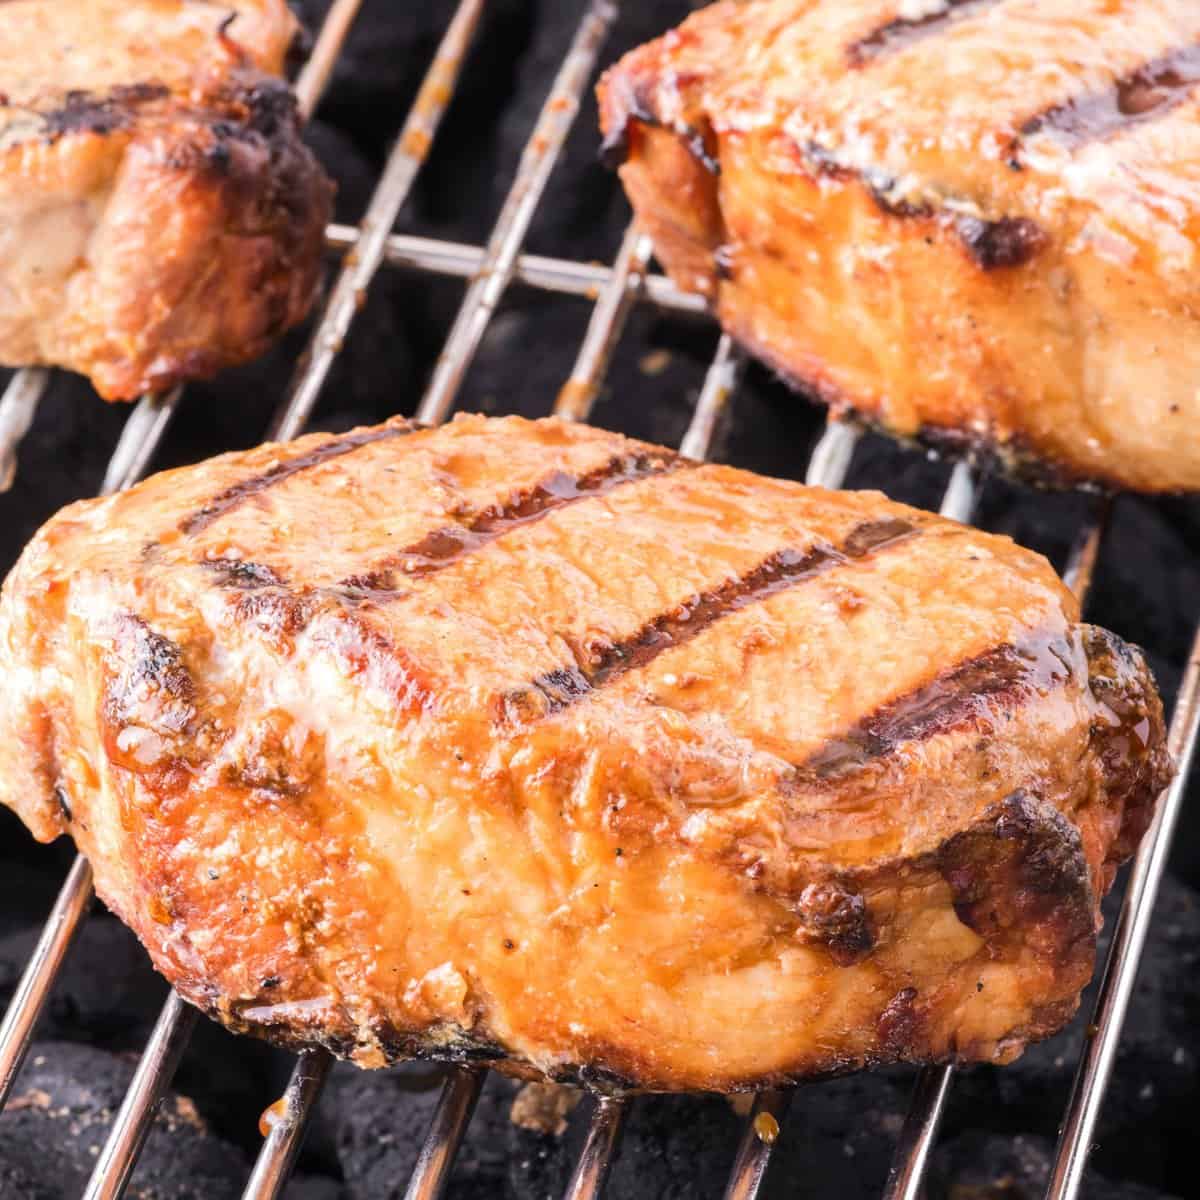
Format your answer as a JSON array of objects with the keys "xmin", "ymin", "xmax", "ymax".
[
  {"xmin": 0, "ymin": 414, "xmax": 1171, "ymax": 1090},
  {"xmin": 599, "ymin": 0, "xmax": 1200, "ymax": 493},
  {"xmin": 0, "ymin": 0, "xmax": 332, "ymax": 400}
]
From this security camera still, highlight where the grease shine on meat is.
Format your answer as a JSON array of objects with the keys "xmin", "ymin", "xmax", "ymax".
[
  {"xmin": 600, "ymin": 0, "xmax": 1200, "ymax": 493},
  {"xmin": 0, "ymin": 415, "xmax": 1170, "ymax": 1090},
  {"xmin": 0, "ymin": 0, "xmax": 332, "ymax": 400}
]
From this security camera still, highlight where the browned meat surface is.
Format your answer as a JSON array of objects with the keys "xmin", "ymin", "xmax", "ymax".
[
  {"xmin": 599, "ymin": 0, "xmax": 1200, "ymax": 493},
  {"xmin": 0, "ymin": 0, "xmax": 332, "ymax": 400},
  {"xmin": 0, "ymin": 414, "xmax": 1171, "ymax": 1090}
]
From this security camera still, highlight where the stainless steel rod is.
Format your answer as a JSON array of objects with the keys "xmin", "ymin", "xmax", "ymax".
[
  {"xmin": 882, "ymin": 1064, "xmax": 954, "ymax": 1200},
  {"xmin": 1061, "ymin": 498, "xmax": 1111, "ymax": 601},
  {"xmin": 555, "ymin": 221, "xmax": 655, "ymax": 421},
  {"xmin": 82, "ymin": 992, "xmax": 200, "ymax": 1200},
  {"xmin": 0, "ymin": 368, "xmax": 51, "ymax": 492},
  {"xmin": 1047, "ymin": 623, "xmax": 1200, "ymax": 1199},
  {"xmin": 0, "ymin": 854, "xmax": 93, "ymax": 1110},
  {"xmin": 939, "ymin": 458, "xmax": 978, "ymax": 524},
  {"xmin": 681, "ymin": 333, "xmax": 741, "ymax": 461},
  {"xmin": 562, "ymin": 1096, "xmax": 628, "ymax": 1200},
  {"xmin": 403, "ymin": 1068, "xmax": 485, "ymax": 1200},
  {"xmin": 102, "ymin": 387, "xmax": 183, "ymax": 496},
  {"xmin": 273, "ymin": 0, "xmax": 487, "ymax": 442},
  {"xmin": 294, "ymin": 0, "xmax": 364, "ymax": 120},
  {"xmin": 805, "ymin": 418, "xmax": 862, "ymax": 490},
  {"xmin": 323, "ymin": 225, "xmax": 706, "ymax": 315},
  {"xmin": 723, "ymin": 1089, "xmax": 793, "ymax": 1200},
  {"xmin": 242, "ymin": 1050, "xmax": 333, "ymax": 1200},
  {"xmin": 416, "ymin": 0, "xmax": 618, "ymax": 426}
]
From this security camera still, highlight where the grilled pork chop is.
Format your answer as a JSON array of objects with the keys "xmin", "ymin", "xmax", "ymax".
[
  {"xmin": 0, "ymin": 0, "xmax": 332, "ymax": 400},
  {"xmin": 0, "ymin": 414, "xmax": 1169, "ymax": 1090},
  {"xmin": 599, "ymin": 0, "xmax": 1200, "ymax": 493}
]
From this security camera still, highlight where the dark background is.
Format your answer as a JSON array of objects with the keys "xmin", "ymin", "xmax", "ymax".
[{"xmin": 0, "ymin": 2, "xmax": 1196, "ymax": 1197}]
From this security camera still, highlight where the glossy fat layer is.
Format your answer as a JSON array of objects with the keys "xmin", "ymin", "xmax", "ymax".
[
  {"xmin": 0, "ymin": 0, "xmax": 331, "ymax": 400},
  {"xmin": 599, "ymin": 0, "xmax": 1200, "ymax": 492},
  {"xmin": 0, "ymin": 414, "xmax": 1171, "ymax": 1090}
]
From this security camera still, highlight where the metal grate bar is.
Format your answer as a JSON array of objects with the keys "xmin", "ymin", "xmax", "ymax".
[
  {"xmin": 243, "ymin": 1050, "xmax": 334, "ymax": 1200},
  {"xmin": 1061, "ymin": 499, "xmax": 1111, "ymax": 600},
  {"xmin": 805, "ymin": 418, "xmax": 862, "ymax": 490},
  {"xmin": 272, "ymin": 0, "xmax": 486, "ymax": 442},
  {"xmin": 563, "ymin": 1097, "xmax": 628, "ymax": 1200},
  {"xmin": 1047, "ymin": 623, "xmax": 1200, "ymax": 1199},
  {"xmin": 681, "ymin": 334, "xmax": 741, "ymax": 461},
  {"xmin": 939, "ymin": 459, "xmax": 978, "ymax": 524},
  {"xmin": 415, "ymin": 0, "xmax": 618, "ymax": 427},
  {"xmin": 555, "ymin": 221, "xmax": 656, "ymax": 421},
  {"xmin": 82, "ymin": 992, "xmax": 200, "ymax": 1200},
  {"xmin": 0, "ymin": 369, "xmax": 50, "ymax": 492},
  {"xmin": 403, "ymin": 1068, "xmax": 485, "ymax": 1200},
  {"xmin": 101, "ymin": 387, "xmax": 184, "ymax": 496},
  {"xmin": 0, "ymin": 855, "xmax": 93, "ymax": 1108},
  {"xmin": 882, "ymin": 1063, "xmax": 954, "ymax": 1200},
  {"xmin": 294, "ymin": 0, "xmax": 364, "ymax": 120},
  {"xmin": 323, "ymin": 225, "xmax": 707, "ymax": 315},
  {"xmin": 723, "ymin": 1089, "xmax": 793, "ymax": 1200}
]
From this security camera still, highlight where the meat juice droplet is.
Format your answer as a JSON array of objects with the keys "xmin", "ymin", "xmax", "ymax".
[
  {"xmin": 753, "ymin": 1111, "xmax": 779, "ymax": 1144},
  {"xmin": 259, "ymin": 1096, "xmax": 287, "ymax": 1138}
]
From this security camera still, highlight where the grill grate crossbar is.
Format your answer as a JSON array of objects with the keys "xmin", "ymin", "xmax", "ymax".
[{"xmin": 0, "ymin": 3, "xmax": 1194, "ymax": 1199}]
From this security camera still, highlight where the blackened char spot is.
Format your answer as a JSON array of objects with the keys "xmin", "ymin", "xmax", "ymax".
[
  {"xmin": 598, "ymin": 70, "xmax": 719, "ymax": 174},
  {"xmin": 955, "ymin": 214, "xmax": 1046, "ymax": 269},
  {"xmin": 40, "ymin": 84, "xmax": 169, "ymax": 141},
  {"xmin": 1020, "ymin": 41, "xmax": 1200, "ymax": 149},
  {"xmin": 797, "ymin": 881, "xmax": 874, "ymax": 964},
  {"xmin": 200, "ymin": 557, "xmax": 284, "ymax": 589},
  {"xmin": 181, "ymin": 422, "xmax": 415, "ymax": 535},
  {"xmin": 877, "ymin": 987, "xmax": 921, "ymax": 1055},
  {"xmin": 937, "ymin": 791, "xmax": 1095, "ymax": 969},
  {"xmin": 343, "ymin": 450, "xmax": 688, "ymax": 592},
  {"xmin": 511, "ymin": 516, "xmax": 919, "ymax": 720},
  {"xmin": 848, "ymin": 1, "xmax": 1001, "ymax": 66}
]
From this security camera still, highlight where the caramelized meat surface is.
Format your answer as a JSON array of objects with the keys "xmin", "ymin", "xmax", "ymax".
[
  {"xmin": 0, "ymin": 0, "xmax": 332, "ymax": 400},
  {"xmin": 0, "ymin": 414, "xmax": 1170, "ymax": 1090},
  {"xmin": 599, "ymin": 0, "xmax": 1200, "ymax": 493}
]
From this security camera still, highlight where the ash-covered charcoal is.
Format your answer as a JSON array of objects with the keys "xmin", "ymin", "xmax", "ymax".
[
  {"xmin": 0, "ymin": 914, "xmax": 164, "ymax": 1050},
  {"xmin": 0, "ymin": 1041, "xmax": 249, "ymax": 1199},
  {"xmin": 929, "ymin": 1133, "xmax": 1181, "ymax": 1200},
  {"xmin": 948, "ymin": 873, "xmax": 1199, "ymax": 1190}
]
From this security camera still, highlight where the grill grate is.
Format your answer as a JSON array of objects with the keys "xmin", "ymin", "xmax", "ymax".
[{"xmin": 0, "ymin": 2, "xmax": 1197, "ymax": 1198}]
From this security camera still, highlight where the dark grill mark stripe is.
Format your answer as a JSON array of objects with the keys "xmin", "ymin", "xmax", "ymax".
[
  {"xmin": 512, "ymin": 517, "xmax": 919, "ymax": 719},
  {"xmin": 848, "ymin": 1, "xmax": 1001, "ymax": 66},
  {"xmin": 797, "ymin": 631, "xmax": 1073, "ymax": 781},
  {"xmin": 802, "ymin": 142, "xmax": 1045, "ymax": 270},
  {"xmin": 181, "ymin": 423, "xmax": 415, "ymax": 535},
  {"xmin": 1020, "ymin": 41, "xmax": 1200, "ymax": 148},
  {"xmin": 341, "ymin": 451, "xmax": 688, "ymax": 591}
]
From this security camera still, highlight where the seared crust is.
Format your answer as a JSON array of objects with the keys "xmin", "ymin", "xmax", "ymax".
[
  {"xmin": 0, "ymin": 414, "xmax": 1171, "ymax": 1090},
  {"xmin": 598, "ymin": 0, "xmax": 1200, "ymax": 493},
  {"xmin": 0, "ymin": 1, "xmax": 331, "ymax": 400}
]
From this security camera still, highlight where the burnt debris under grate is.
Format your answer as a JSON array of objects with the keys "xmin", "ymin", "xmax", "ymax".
[{"xmin": 0, "ymin": 2, "xmax": 1198, "ymax": 1199}]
